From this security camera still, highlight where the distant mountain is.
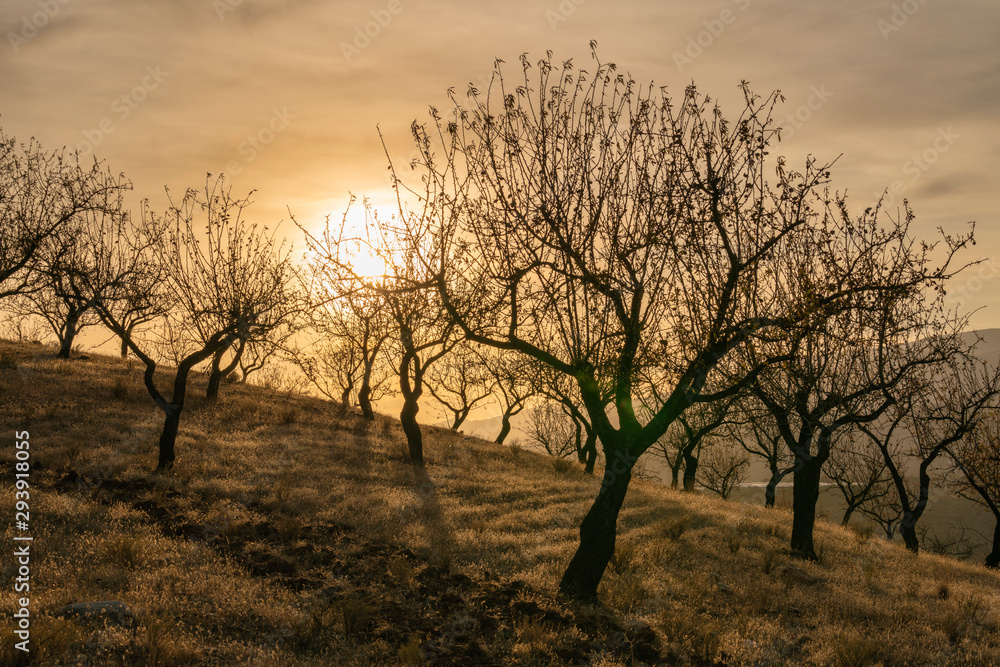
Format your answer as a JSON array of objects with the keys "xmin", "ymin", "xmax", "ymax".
[{"xmin": 965, "ymin": 328, "xmax": 1000, "ymax": 364}]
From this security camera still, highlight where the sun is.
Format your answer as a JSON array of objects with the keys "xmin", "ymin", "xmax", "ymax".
[{"xmin": 313, "ymin": 193, "xmax": 399, "ymax": 280}]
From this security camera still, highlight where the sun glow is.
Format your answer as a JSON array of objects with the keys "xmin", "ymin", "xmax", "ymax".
[{"xmin": 313, "ymin": 193, "xmax": 400, "ymax": 281}]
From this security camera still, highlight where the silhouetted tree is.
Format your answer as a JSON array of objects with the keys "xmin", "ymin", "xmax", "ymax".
[
  {"xmin": 94, "ymin": 178, "xmax": 298, "ymax": 469},
  {"xmin": 654, "ymin": 421, "xmax": 688, "ymax": 490},
  {"xmin": 10, "ymin": 286, "xmax": 100, "ymax": 358},
  {"xmin": 528, "ymin": 400, "xmax": 580, "ymax": 459},
  {"xmin": 697, "ymin": 440, "xmax": 751, "ymax": 500},
  {"xmin": 0, "ymin": 132, "xmax": 130, "ymax": 303},
  {"xmin": 824, "ymin": 428, "xmax": 894, "ymax": 526},
  {"xmin": 725, "ymin": 397, "xmax": 795, "ymax": 507},
  {"xmin": 746, "ymin": 286, "xmax": 967, "ymax": 560},
  {"xmin": 299, "ymin": 199, "xmax": 456, "ymax": 460},
  {"xmin": 297, "ymin": 207, "xmax": 394, "ymax": 418},
  {"xmin": 399, "ymin": 49, "xmax": 967, "ymax": 597},
  {"xmin": 537, "ymin": 366, "xmax": 599, "ymax": 474},
  {"xmin": 947, "ymin": 407, "xmax": 1000, "ymax": 567},
  {"xmin": 477, "ymin": 347, "xmax": 539, "ymax": 445},
  {"xmin": 860, "ymin": 351, "xmax": 1000, "ymax": 553},
  {"xmin": 427, "ymin": 340, "xmax": 494, "ymax": 430}
]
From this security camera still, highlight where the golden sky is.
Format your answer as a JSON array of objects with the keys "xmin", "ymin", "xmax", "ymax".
[{"xmin": 2, "ymin": 0, "xmax": 998, "ymax": 327}]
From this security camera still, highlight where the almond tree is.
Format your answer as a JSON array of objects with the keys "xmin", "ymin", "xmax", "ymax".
[
  {"xmin": 724, "ymin": 398, "xmax": 795, "ymax": 507},
  {"xmin": 0, "ymin": 132, "xmax": 130, "ymax": 302},
  {"xmin": 537, "ymin": 365, "xmax": 599, "ymax": 473},
  {"xmin": 476, "ymin": 347, "xmax": 539, "ymax": 445},
  {"xmin": 427, "ymin": 339, "xmax": 494, "ymax": 430},
  {"xmin": 297, "ymin": 215, "xmax": 395, "ymax": 418},
  {"xmin": 744, "ymin": 273, "xmax": 968, "ymax": 559},
  {"xmin": 824, "ymin": 427, "xmax": 894, "ymax": 526},
  {"xmin": 397, "ymin": 49, "xmax": 972, "ymax": 597},
  {"xmin": 860, "ymin": 351, "xmax": 1000, "ymax": 553},
  {"xmin": 528, "ymin": 400, "xmax": 580, "ymax": 459},
  {"xmin": 299, "ymin": 201, "xmax": 456, "ymax": 461},
  {"xmin": 697, "ymin": 441, "xmax": 751, "ymax": 500},
  {"xmin": 948, "ymin": 408, "xmax": 1000, "ymax": 567},
  {"xmin": 94, "ymin": 178, "xmax": 298, "ymax": 469}
]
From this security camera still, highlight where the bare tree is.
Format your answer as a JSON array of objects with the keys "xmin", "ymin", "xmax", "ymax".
[
  {"xmin": 860, "ymin": 487, "xmax": 904, "ymax": 541},
  {"xmin": 299, "ymin": 200, "xmax": 456, "ymax": 461},
  {"xmin": 744, "ymin": 240, "xmax": 971, "ymax": 561},
  {"xmin": 528, "ymin": 400, "xmax": 579, "ymax": 459},
  {"xmin": 949, "ymin": 407, "xmax": 1000, "ymax": 567},
  {"xmin": 476, "ymin": 347, "xmax": 539, "ymax": 444},
  {"xmin": 427, "ymin": 340, "xmax": 494, "ymax": 430},
  {"xmin": 861, "ymin": 351, "xmax": 1000, "ymax": 553},
  {"xmin": 697, "ymin": 440, "xmax": 751, "ymax": 500},
  {"xmin": 389, "ymin": 275, "xmax": 458, "ymax": 461},
  {"xmin": 9, "ymin": 287, "xmax": 100, "ymax": 358},
  {"xmin": 93, "ymin": 178, "xmax": 298, "ymax": 469},
  {"xmin": 824, "ymin": 427, "xmax": 894, "ymax": 526},
  {"xmin": 297, "ymin": 210, "xmax": 395, "ymax": 418},
  {"xmin": 537, "ymin": 365, "xmax": 599, "ymax": 473},
  {"xmin": 0, "ymin": 132, "xmax": 131, "ymax": 302},
  {"xmin": 654, "ymin": 420, "xmax": 690, "ymax": 490},
  {"xmin": 725, "ymin": 397, "xmax": 795, "ymax": 507},
  {"xmin": 396, "ymin": 49, "xmax": 969, "ymax": 597},
  {"xmin": 293, "ymin": 291, "xmax": 394, "ymax": 417}
]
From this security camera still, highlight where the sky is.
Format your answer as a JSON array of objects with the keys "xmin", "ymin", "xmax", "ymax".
[{"xmin": 1, "ymin": 0, "xmax": 999, "ymax": 327}]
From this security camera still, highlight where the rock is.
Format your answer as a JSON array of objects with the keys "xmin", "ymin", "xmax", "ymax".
[
  {"xmin": 780, "ymin": 565, "xmax": 820, "ymax": 585},
  {"xmin": 56, "ymin": 601, "xmax": 135, "ymax": 626},
  {"xmin": 711, "ymin": 571, "xmax": 734, "ymax": 594}
]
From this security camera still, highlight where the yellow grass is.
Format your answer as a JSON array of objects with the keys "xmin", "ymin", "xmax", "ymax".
[{"xmin": 2, "ymin": 339, "xmax": 1000, "ymax": 665}]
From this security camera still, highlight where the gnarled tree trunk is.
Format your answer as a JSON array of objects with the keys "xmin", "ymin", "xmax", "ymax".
[
  {"xmin": 790, "ymin": 455, "xmax": 824, "ymax": 559},
  {"xmin": 559, "ymin": 446, "xmax": 634, "ymax": 599}
]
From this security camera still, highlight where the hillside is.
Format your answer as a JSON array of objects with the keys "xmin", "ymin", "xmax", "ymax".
[{"xmin": 3, "ymin": 340, "xmax": 1000, "ymax": 665}]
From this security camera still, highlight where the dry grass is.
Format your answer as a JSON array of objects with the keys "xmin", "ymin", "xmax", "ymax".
[{"xmin": 2, "ymin": 339, "xmax": 1000, "ymax": 665}]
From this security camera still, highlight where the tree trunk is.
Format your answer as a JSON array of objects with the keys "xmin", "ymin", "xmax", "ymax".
[
  {"xmin": 358, "ymin": 380, "xmax": 374, "ymax": 420},
  {"xmin": 158, "ymin": 409, "xmax": 181, "ymax": 470},
  {"xmin": 57, "ymin": 310, "xmax": 80, "ymax": 359},
  {"xmin": 156, "ymin": 352, "xmax": 201, "ymax": 470},
  {"xmin": 986, "ymin": 518, "xmax": 1000, "ymax": 569},
  {"xmin": 764, "ymin": 464, "xmax": 781, "ymax": 508},
  {"xmin": 790, "ymin": 456, "xmax": 823, "ymax": 559},
  {"xmin": 900, "ymin": 512, "xmax": 920, "ymax": 552},
  {"xmin": 841, "ymin": 506, "xmax": 855, "ymax": 527},
  {"xmin": 495, "ymin": 412, "xmax": 512, "ymax": 444},
  {"xmin": 682, "ymin": 446, "xmax": 698, "ymax": 493},
  {"xmin": 559, "ymin": 447, "xmax": 634, "ymax": 599},
  {"xmin": 400, "ymin": 396, "xmax": 422, "ymax": 463},
  {"xmin": 206, "ymin": 348, "xmax": 225, "ymax": 400},
  {"xmin": 121, "ymin": 334, "xmax": 129, "ymax": 359},
  {"xmin": 583, "ymin": 431, "xmax": 598, "ymax": 475},
  {"xmin": 207, "ymin": 339, "xmax": 244, "ymax": 400},
  {"xmin": 341, "ymin": 385, "xmax": 352, "ymax": 407}
]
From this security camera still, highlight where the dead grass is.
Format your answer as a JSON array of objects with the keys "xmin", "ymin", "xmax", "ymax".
[{"xmin": 2, "ymin": 339, "xmax": 1000, "ymax": 665}]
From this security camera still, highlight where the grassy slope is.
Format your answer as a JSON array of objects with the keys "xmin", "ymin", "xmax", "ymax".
[{"xmin": 2, "ymin": 340, "xmax": 1000, "ymax": 666}]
